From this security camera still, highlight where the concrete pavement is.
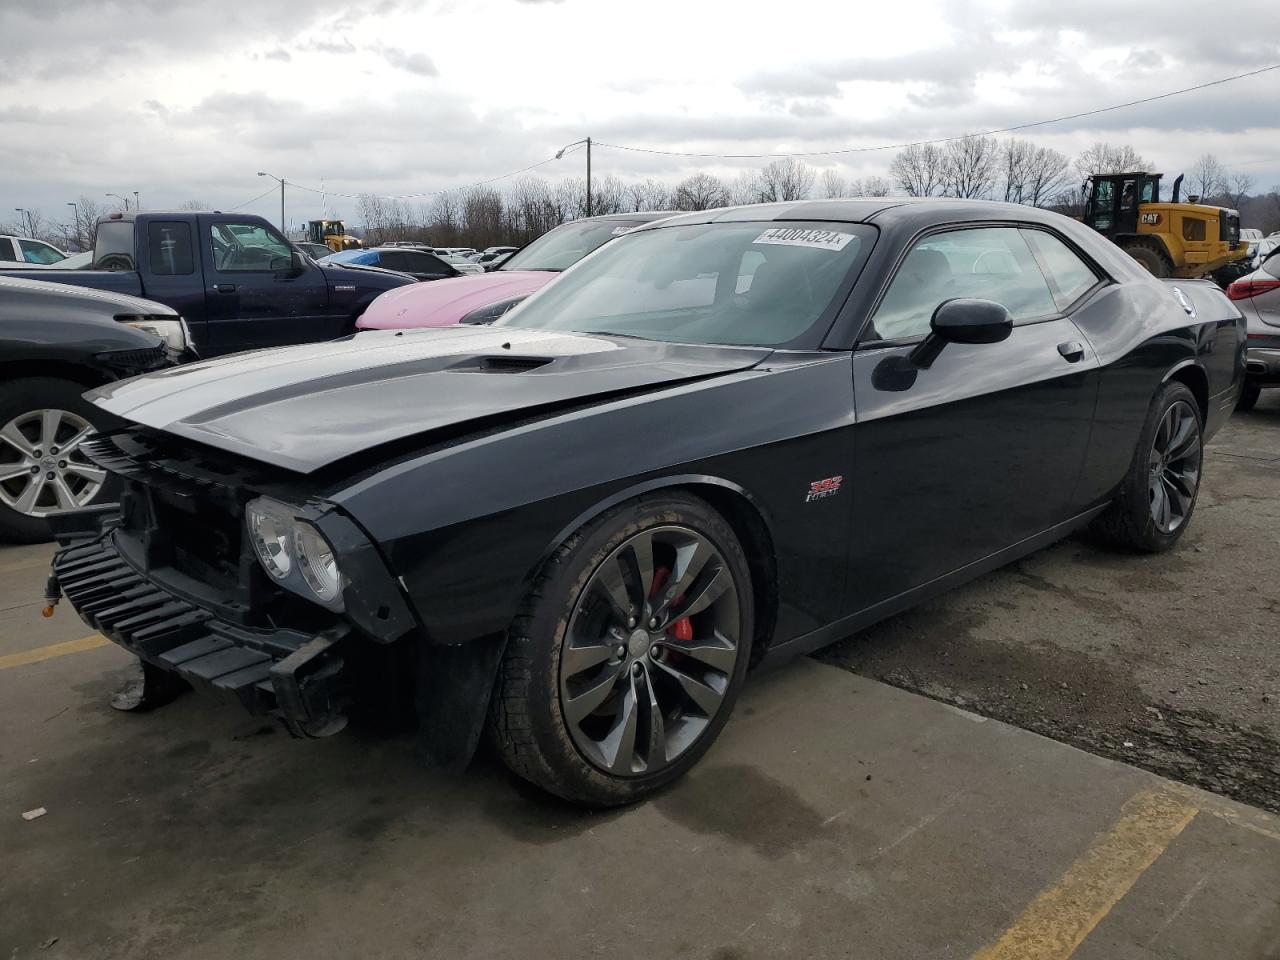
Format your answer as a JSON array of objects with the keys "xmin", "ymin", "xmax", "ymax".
[{"xmin": 2, "ymin": 563, "xmax": 1278, "ymax": 959}]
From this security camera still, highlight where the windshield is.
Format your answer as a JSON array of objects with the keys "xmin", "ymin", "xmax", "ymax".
[
  {"xmin": 322, "ymin": 250, "xmax": 378, "ymax": 265},
  {"xmin": 501, "ymin": 219, "xmax": 646, "ymax": 272},
  {"xmin": 497, "ymin": 221, "xmax": 875, "ymax": 347}
]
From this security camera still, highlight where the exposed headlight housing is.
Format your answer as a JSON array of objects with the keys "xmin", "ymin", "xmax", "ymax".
[
  {"xmin": 460, "ymin": 296, "xmax": 525, "ymax": 325},
  {"xmin": 246, "ymin": 497, "xmax": 344, "ymax": 610},
  {"xmin": 117, "ymin": 314, "xmax": 190, "ymax": 352}
]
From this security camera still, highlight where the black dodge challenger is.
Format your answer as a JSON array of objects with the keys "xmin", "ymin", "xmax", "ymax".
[{"xmin": 48, "ymin": 199, "xmax": 1245, "ymax": 805}]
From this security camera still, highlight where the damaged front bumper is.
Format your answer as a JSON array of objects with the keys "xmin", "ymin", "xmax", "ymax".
[{"xmin": 52, "ymin": 522, "xmax": 351, "ymax": 738}]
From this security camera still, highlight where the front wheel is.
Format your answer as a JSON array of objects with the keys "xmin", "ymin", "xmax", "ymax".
[
  {"xmin": 488, "ymin": 492, "xmax": 754, "ymax": 806},
  {"xmin": 1089, "ymin": 381, "xmax": 1203, "ymax": 552},
  {"xmin": 0, "ymin": 378, "xmax": 116, "ymax": 543}
]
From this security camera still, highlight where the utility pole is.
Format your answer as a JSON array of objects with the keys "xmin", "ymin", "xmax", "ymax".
[
  {"xmin": 106, "ymin": 193, "xmax": 130, "ymax": 212},
  {"xmin": 257, "ymin": 172, "xmax": 286, "ymax": 233},
  {"xmin": 67, "ymin": 202, "xmax": 79, "ymax": 249},
  {"xmin": 14, "ymin": 208, "xmax": 33, "ymax": 237},
  {"xmin": 133, "ymin": 191, "xmax": 140, "ymax": 211},
  {"xmin": 555, "ymin": 138, "xmax": 593, "ymax": 218}
]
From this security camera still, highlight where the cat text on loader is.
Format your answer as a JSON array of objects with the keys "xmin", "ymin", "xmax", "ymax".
[
  {"xmin": 306, "ymin": 219, "xmax": 362, "ymax": 253},
  {"xmin": 1082, "ymin": 172, "xmax": 1248, "ymax": 278}
]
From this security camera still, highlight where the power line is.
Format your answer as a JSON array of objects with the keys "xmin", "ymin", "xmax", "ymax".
[
  {"xmin": 594, "ymin": 62, "xmax": 1280, "ymax": 159},
  {"xmin": 229, "ymin": 184, "xmax": 279, "ymax": 210}
]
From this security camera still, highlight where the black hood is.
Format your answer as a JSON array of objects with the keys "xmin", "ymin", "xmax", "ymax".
[{"xmin": 88, "ymin": 327, "xmax": 770, "ymax": 472}]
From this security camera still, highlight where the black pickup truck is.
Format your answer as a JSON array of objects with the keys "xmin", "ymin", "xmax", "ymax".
[{"xmin": 6, "ymin": 212, "xmax": 414, "ymax": 356}]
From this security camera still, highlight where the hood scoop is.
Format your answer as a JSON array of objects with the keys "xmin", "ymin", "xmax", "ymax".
[{"xmin": 447, "ymin": 355, "xmax": 554, "ymax": 373}]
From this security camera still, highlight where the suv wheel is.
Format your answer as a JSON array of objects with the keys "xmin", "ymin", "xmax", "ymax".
[{"xmin": 0, "ymin": 378, "xmax": 114, "ymax": 543}]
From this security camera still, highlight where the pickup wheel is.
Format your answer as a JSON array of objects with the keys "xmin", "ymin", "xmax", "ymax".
[
  {"xmin": 1089, "ymin": 381, "xmax": 1202, "ymax": 553},
  {"xmin": 0, "ymin": 377, "xmax": 116, "ymax": 543},
  {"xmin": 488, "ymin": 492, "xmax": 753, "ymax": 806}
]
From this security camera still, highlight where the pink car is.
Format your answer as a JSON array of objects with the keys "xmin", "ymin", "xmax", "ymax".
[{"xmin": 357, "ymin": 212, "xmax": 672, "ymax": 329}]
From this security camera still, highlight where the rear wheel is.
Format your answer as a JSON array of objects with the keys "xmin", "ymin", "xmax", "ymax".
[
  {"xmin": 1089, "ymin": 381, "xmax": 1202, "ymax": 552},
  {"xmin": 1121, "ymin": 242, "xmax": 1172, "ymax": 278},
  {"xmin": 488, "ymin": 492, "xmax": 753, "ymax": 806},
  {"xmin": 0, "ymin": 378, "xmax": 115, "ymax": 543},
  {"xmin": 1236, "ymin": 380, "xmax": 1261, "ymax": 412}
]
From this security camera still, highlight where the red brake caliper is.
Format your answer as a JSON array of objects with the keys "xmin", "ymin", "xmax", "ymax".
[{"xmin": 650, "ymin": 567, "xmax": 693, "ymax": 642}]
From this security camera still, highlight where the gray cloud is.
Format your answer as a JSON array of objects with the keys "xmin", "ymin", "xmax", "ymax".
[{"xmin": 372, "ymin": 44, "xmax": 438, "ymax": 77}]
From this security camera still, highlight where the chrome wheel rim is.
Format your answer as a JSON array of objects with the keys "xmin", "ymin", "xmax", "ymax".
[
  {"xmin": 558, "ymin": 525, "xmax": 741, "ymax": 778},
  {"xmin": 0, "ymin": 409, "xmax": 104, "ymax": 517},
  {"xmin": 1148, "ymin": 400, "xmax": 1201, "ymax": 534}
]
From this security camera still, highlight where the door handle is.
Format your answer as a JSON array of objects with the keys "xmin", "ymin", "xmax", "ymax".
[
  {"xmin": 1057, "ymin": 340, "xmax": 1085, "ymax": 363},
  {"xmin": 213, "ymin": 283, "xmax": 237, "ymax": 293}
]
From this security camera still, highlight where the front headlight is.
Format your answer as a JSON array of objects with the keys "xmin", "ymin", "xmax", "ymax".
[
  {"xmin": 295, "ymin": 523, "xmax": 341, "ymax": 603},
  {"xmin": 247, "ymin": 499, "xmax": 294, "ymax": 581},
  {"xmin": 246, "ymin": 497, "xmax": 344, "ymax": 610},
  {"xmin": 118, "ymin": 314, "xmax": 189, "ymax": 352}
]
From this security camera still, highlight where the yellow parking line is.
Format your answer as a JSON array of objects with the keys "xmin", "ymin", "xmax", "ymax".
[
  {"xmin": 972, "ymin": 789, "xmax": 1198, "ymax": 960},
  {"xmin": 0, "ymin": 634, "xmax": 112, "ymax": 671}
]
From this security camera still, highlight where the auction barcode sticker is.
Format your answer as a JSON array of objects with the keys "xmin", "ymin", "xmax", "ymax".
[
  {"xmin": 752, "ymin": 227, "xmax": 854, "ymax": 251},
  {"xmin": 611, "ymin": 225, "xmax": 634, "ymax": 236}
]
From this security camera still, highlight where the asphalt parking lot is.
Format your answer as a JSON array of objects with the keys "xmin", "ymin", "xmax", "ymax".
[{"xmin": 2, "ymin": 399, "xmax": 1278, "ymax": 959}]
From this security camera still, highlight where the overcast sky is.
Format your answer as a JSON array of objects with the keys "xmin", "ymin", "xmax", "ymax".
[{"xmin": 2, "ymin": 0, "xmax": 1278, "ymax": 235}]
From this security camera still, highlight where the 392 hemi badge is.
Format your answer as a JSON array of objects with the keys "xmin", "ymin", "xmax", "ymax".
[
  {"xmin": 334, "ymin": 283, "xmax": 357, "ymax": 292},
  {"xmin": 806, "ymin": 476, "xmax": 844, "ymax": 502}
]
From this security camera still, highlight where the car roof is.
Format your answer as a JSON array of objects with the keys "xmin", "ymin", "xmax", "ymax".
[{"xmin": 629, "ymin": 197, "xmax": 1097, "ymax": 231}]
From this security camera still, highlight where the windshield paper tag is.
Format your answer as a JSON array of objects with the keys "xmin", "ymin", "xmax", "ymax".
[{"xmin": 753, "ymin": 227, "xmax": 853, "ymax": 251}]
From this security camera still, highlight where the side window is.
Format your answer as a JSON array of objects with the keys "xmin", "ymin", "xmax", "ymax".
[
  {"xmin": 147, "ymin": 221, "xmax": 194, "ymax": 276},
  {"xmin": 422, "ymin": 254, "xmax": 452, "ymax": 274},
  {"xmin": 1140, "ymin": 180, "xmax": 1157, "ymax": 203},
  {"xmin": 0, "ymin": 238, "xmax": 16, "ymax": 261},
  {"xmin": 209, "ymin": 222, "xmax": 293, "ymax": 272},
  {"xmin": 1022, "ymin": 230, "xmax": 1100, "ymax": 311},
  {"xmin": 378, "ymin": 251, "xmax": 407, "ymax": 271},
  {"xmin": 869, "ymin": 227, "xmax": 1058, "ymax": 341},
  {"xmin": 1091, "ymin": 181, "xmax": 1114, "ymax": 232},
  {"xmin": 93, "ymin": 221, "xmax": 137, "ymax": 271},
  {"xmin": 18, "ymin": 240, "xmax": 64, "ymax": 265}
]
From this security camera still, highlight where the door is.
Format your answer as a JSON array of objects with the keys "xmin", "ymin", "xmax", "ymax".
[
  {"xmin": 198, "ymin": 216, "xmax": 332, "ymax": 355},
  {"xmin": 847, "ymin": 225, "xmax": 1101, "ymax": 610},
  {"xmin": 1115, "ymin": 177, "xmax": 1139, "ymax": 234},
  {"xmin": 138, "ymin": 220, "xmax": 208, "ymax": 348}
]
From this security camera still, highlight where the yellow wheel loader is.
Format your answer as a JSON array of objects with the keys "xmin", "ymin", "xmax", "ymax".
[
  {"xmin": 306, "ymin": 219, "xmax": 362, "ymax": 253},
  {"xmin": 1082, "ymin": 172, "xmax": 1248, "ymax": 279}
]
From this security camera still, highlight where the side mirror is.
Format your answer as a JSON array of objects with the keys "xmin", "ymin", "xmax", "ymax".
[
  {"xmin": 909, "ymin": 298, "xmax": 1014, "ymax": 369},
  {"xmin": 275, "ymin": 251, "xmax": 307, "ymax": 278}
]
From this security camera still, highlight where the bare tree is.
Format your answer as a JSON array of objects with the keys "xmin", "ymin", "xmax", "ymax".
[
  {"xmin": 758, "ymin": 158, "xmax": 815, "ymax": 202},
  {"xmin": 1002, "ymin": 140, "xmax": 1069, "ymax": 207},
  {"xmin": 1074, "ymin": 142, "xmax": 1148, "ymax": 178},
  {"xmin": 890, "ymin": 143, "xmax": 946, "ymax": 197},
  {"xmin": 66, "ymin": 196, "xmax": 103, "ymax": 251},
  {"xmin": 589, "ymin": 175, "xmax": 627, "ymax": 216},
  {"xmin": 673, "ymin": 173, "xmax": 730, "ymax": 211},
  {"xmin": 863, "ymin": 176, "xmax": 892, "ymax": 197},
  {"xmin": 943, "ymin": 135, "xmax": 999, "ymax": 199},
  {"xmin": 1187, "ymin": 154, "xmax": 1227, "ymax": 202},
  {"xmin": 626, "ymin": 179, "xmax": 671, "ymax": 212},
  {"xmin": 729, "ymin": 170, "xmax": 765, "ymax": 206},
  {"xmin": 1224, "ymin": 170, "xmax": 1254, "ymax": 209},
  {"xmin": 820, "ymin": 168, "xmax": 848, "ymax": 199}
]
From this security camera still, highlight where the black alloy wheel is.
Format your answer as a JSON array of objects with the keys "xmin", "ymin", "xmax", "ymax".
[
  {"xmin": 1147, "ymin": 399, "xmax": 1201, "ymax": 535},
  {"xmin": 558, "ymin": 525, "xmax": 741, "ymax": 778},
  {"xmin": 488, "ymin": 492, "xmax": 754, "ymax": 806},
  {"xmin": 1089, "ymin": 380, "xmax": 1203, "ymax": 553}
]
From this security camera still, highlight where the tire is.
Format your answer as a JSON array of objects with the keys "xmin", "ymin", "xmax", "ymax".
[
  {"xmin": 487, "ymin": 491, "xmax": 754, "ymax": 806},
  {"xmin": 1122, "ymin": 242, "xmax": 1172, "ymax": 278},
  {"xmin": 1089, "ymin": 381, "xmax": 1203, "ymax": 553},
  {"xmin": 0, "ymin": 377, "xmax": 118, "ymax": 544},
  {"xmin": 1236, "ymin": 380, "xmax": 1261, "ymax": 412}
]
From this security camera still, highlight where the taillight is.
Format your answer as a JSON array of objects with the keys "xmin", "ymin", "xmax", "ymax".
[{"xmin": 1226, "ymin": 278, "xmax": 1280, "ymax": 301}]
